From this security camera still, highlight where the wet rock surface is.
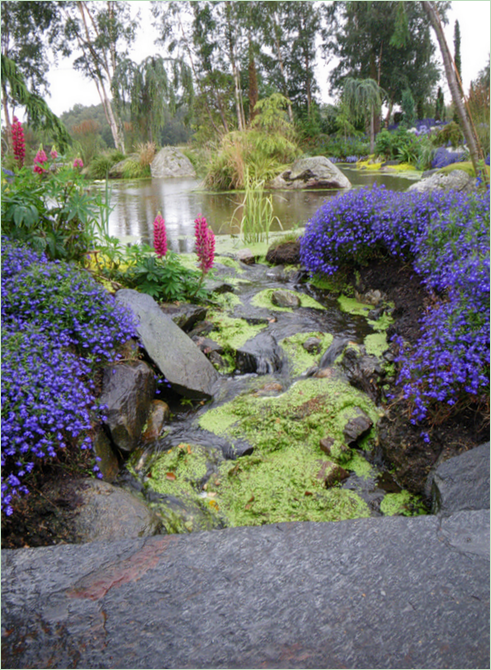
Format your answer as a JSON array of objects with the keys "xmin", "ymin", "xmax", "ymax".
[
  {"xmin": 2, "ymin": 512, "xmax": 488, "ymax": 669},
  {"xmin": 150, "ymin": 147, "xmax": 196, "ymax": 179},
  {"xmin": 116, "ymin": 289, "xmax": 219, "ymax": 399},
  {"xmin": 270, "ymin": 156, "xmax": 352, "ymax": 190}
]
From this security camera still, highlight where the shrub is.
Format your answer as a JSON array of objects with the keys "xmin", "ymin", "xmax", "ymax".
[
  {"xmin": 432, "ymin": 121, "xmax": 464, "ymax": 148},
  {"xmin": 1, "ymin": 238, "xmax": 137, "ymax": 516},
  {"xmin": 87, "ymin": 149, "xmax": 126, "ymax": 179},
  {"xmin": 300, "ymin": 186, "xmax": 490, "ymax": 425},
  {"xmin": 431, "ymin": 147, "xmax": 468, "ymax": 170}
]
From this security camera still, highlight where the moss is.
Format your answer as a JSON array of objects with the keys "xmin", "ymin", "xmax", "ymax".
[
  {"xmin": 280, "ymin": 331, "xmax": 334, "ymax": 376},
  {"xmin": 380, "ymin": 490, "xmax": 427, "ymax": 517},
  {"xmin": 345, "ymin": 451, "xmax": 374, "ymax": 478},
  {"xmin": 207, "ymin": 310, "xmax": 267, "ymax": 351},
  {"xmin": 206, "ymin": 449, "xmax": 371, "ymax": 527},
  {"xmin": 367, "ymin": 311, "xmax": 394, "ymax": 332},
  {"xmin": 338, "ymin": 294, "xmax": 372, "ymax": 316},
  {"xmin": 147, "ymin": 443, "xmax": 219, "ymax": 498},
  {"xmin": 438, "ymin": 161, "xmax": 476, "ymax": 178},
  {"xmin": 364, "ymin": 332, "xmax": 389, "ymax": 358},
  {"xmin": 211, "ymin": 292, "xmax": 242, "ymax": 311},
  {"xmin": 251, "ymin": 288, "xmax": 326, "ymax": 312},
  {"xmin": 214, "ymin": 256, "xmax": 244, "ymax": 273}
]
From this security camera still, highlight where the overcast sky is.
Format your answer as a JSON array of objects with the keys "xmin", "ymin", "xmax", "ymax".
[{"xmin": 39, "ymin": 1, "xmax": 491, "ymax": 117}]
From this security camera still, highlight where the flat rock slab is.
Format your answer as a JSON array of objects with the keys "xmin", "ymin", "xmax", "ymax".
[
  {"xmin": 430, "ymin": 442, "xmax": 490, "ymax": 515},
  {"xmin": 2, "ymin": 511, "xmax": 489, "ymax": 669},
  {"xmin": 116, "ymin": 289, "xmax": 219, "ymax": 399}
]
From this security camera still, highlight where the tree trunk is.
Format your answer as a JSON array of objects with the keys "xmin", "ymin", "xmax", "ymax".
[
  {"xmin": 422, "ymin": 1, "xmax": 484, "ymax": 180},
  {"xmin": 248, "ymin": 39, "xmax": 258, "ymax": 124},
  {"xmin": 272, "ymin": 16, "xmax": 294, "ymax": 123}
]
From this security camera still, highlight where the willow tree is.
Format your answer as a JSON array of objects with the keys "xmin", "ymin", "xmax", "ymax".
[
  {"xmin": 342, "ymin": 77, "xmax": 384, "ymax": 153},
  {"xmin": 1, "ymin": 54, "xmax": 71, "ymax": 152},
  {"xmin": 113, "ymin": 56, "xmax": 193, "ymax": 144}
]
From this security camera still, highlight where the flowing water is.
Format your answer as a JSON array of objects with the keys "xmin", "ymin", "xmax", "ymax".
[{"xmin": 92, "ymin": 165, "xmax": 419, "ymax": 250}]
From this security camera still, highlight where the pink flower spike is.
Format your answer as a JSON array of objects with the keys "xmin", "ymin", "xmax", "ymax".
[
  {"xmin": 194, "ymin": 214, "xmax": 215, "ymax": 274},
  {"xmin": 73, "ymin": 158, "xmax": 84, "ymax": 169},
  {"xmin": 153, "ymin": 213, "xmax": 167, "ymax": 258},
  {"xmin": 12, "ymin": 117, "xmax": 25, "ymax": 166},
  {"xmin": 50, "ymin": 147, "xmax": 58, "ymax": 160},
  {"xmin": 33, "ymin": 147, "xmax": 48, "ymax": 174}
]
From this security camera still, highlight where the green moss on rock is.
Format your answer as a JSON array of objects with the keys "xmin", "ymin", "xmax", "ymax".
[
  {"xmin": 280, "ymin": 331, "xmax": 334, "ymax": 376},
  {"xmin": 338, "ymin": 295, "xmax": 372, "ymax": 316},
  {"xmin": 251, "ymin": 288, "xmax": 326, "ymax": 312}
]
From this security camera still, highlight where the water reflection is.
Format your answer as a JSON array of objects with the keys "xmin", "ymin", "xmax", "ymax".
[{"xmin": 94, "ymin": 166, "xmax": 418, "ymax": 248}]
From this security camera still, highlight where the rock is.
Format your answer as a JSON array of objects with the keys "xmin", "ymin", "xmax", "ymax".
[
  {"xmin": 150, "ymin": 147, "xmax": 196, "ymax": 179},
  {"xmin": 41, "ymin": 478, "xmax": 161, "ymax": 544},
  {"xmin": 343, "ymin": 408, "xmax": 374, "ymax": 445},
  {"xmin": 236, "ymin": 332, "xmax": 284, "ymax": 375},
  {"xmin": 116, "ymin": 289, "xmax": 219, "ymax": 400},
  {"xmin": 93, "ymin": 427, "xmax": 119, "ymax": 482},
  {"xmin": 337, "ymin": 344, "xmax": 383, "ymax": 403},
  {"xmin": 192, "ymin": 336, "xmax": 224, "ymax": 355},
  {"xmin": 429, "ymin": 442, "xmax": 490, "ymax": 516},
  {"xmin": 355, "ymin": 289, "xmax": 384, "ymax": 306},
  {"xmin": 150, "ymin": 494, "xmax": 223, "ymax": 533},
  {"xmin": 99, "ymin": 361, "xmax": 156, "ymax": 453},
  {"xmin": 271, "ymin": 289, "xmax": 301, "ymax": 308},
  {"xmin": 3, "ymin": 513, "xmax": 489, "ymax": 669},
  {"xmin": 408, "ymin": 169, "xmax": 476, "ymax": 193},
  {"xmin": 265, "ymin": 240, "xmax": 301, "ymax": 265},
  {"xmin": 269, "ymin": 156, "xmax": 351, "ymax": 190},
  {"xmin": 159, "ymin": 303, "xmax": 207, "ymax": 333},
  {"xmin": 319, "ymin": 436, "xmax": 350, "ymax": 458},
  {"xmin": 202, "ymin": 278, "xmax": 234, "ymax": 294},
  {"xmin": 315, "ymin": 459, "xmax": 349, "ymax": 487},
  {"xmin": 302, "ymin": 337, "xmax": 322, "ymax": 354},
  {"xmin": 142, "ymin": 400, "xmax": 171, "ymax": 443},
  {"xmin": 234, "ymin": 248, "xmax": 256, "ymax": 265}
]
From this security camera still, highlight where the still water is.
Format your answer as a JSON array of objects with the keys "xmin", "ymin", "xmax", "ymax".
[{"xmin": 93, "ymin": 165, "xmax": 419, "ymax": 251}]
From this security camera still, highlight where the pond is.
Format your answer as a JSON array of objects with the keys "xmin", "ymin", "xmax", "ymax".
[{"xmin": 92, "ymin": 165, "xmax": 420, "ymax": 251}]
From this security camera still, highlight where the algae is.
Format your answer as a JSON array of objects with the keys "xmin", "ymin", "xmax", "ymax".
[
  {"xmin": 280, "ymin": 331, "xmax": 334, "ymax": 376},
  {"xmin": 251, "ymin": 288, "xmax": 326, "ymax": 312},
  {"xmin": 338, "ymin": 295, "xmax": 372, "ymax": 316},
  {"xmin": 207, "ymin": 310, "xmax": 267, "ymax": 351},
  {"xmin": 380, "ymin": 490, "xmax": 426, "ymax": 517},
  {"xmin": 364, "ymin": 332, "xmax": 389, "ymax": 358}
]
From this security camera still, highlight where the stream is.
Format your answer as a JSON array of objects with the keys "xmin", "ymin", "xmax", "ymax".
[{"xmin": 118, "ymin": 247, "xmax": 422, "ymax": 534}]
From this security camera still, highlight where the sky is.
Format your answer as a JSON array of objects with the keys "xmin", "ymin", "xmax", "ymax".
[{"xmin": 38, "ymin": 1, "xmax": 491, "ymax": 117}]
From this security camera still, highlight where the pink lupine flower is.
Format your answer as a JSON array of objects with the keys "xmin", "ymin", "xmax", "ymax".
[
  {"xmin": 50, "ymin": 146, "xmax": 58, "ymax": 160},
  {"xmin": 153, "ymin": 212, "xmax": 167, "ymax": 258},
  {"xmin": 11, "ymin": 117, "xmax": 25, "ymax": 167},
  {"xmin": 73, "ymin": 158, "xmax": 84, "ymax": 169},
  {"xmin": 33, "ymin": 147, "xmax": 48, "ymax": 174},
  {"xmin": 194, "ymin": 214, "xmax": 215, "ymax": 274}
]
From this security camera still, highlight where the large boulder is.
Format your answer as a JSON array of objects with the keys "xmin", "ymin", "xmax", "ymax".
[
  {"xmin": 2, "ymin": 513, "xmax": 489, "ymax": 669},
  {"xmin": 150, "ymin": 147, "xmax": 196, "ymax": 179},
  {"xmin": 269, "ymin": 156, "xmax": 351, "ymax": 190},
  {"xmin": 116, "ymin": 289, "xmax": 219, "ymax": 399},
  {"xmin": 99, "ymin": 360, "xmax": 156, "ymax": 453},
  {"xmin": 428, "ymin": 442, "xmax": 490, "ymax": 515},
  {"xmin": 408, "ymin": 168, "xmax": 476, "ymax": 193},
  {"xmin": 40, "ymin": 478, "xmax": 161, "ymax": 544}
]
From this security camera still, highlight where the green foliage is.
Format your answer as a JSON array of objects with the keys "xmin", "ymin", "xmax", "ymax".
[
  {"xmin": 1, "ymin": 156, "xmax": 110, "ymax": 262},
  {"xmin": 375, "ymin": 127, "xmax": 419, "ymax": 163},
  {"xmin": 115, "ymin": 245, "xmax": 208, "ymax": 303},
  {"xmin": 87, "ymin": 149, "xmax": 126, "ymax": 179},
  {"xmin": 401, "ymin": 88, "xmax": 417, "ymax": 128},
  {"xmin": 432, "ymin": 121, "xmax": 464, "ymax": 148},
  {"xmin": 231, "ymin": 176, "xmax": 282, "ymax": 245},
  {"xmin": 121, "ymin": 157, "xmax": 151, "ymax": 180}
]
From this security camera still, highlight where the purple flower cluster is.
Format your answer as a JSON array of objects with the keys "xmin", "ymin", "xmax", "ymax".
[
  {"xmin": 1, "ymin": 238, "xmax": 137, "ymax": 516},
  {"xmin": 431, "ymin": 147, "xmax": 467, "ymax": 170},
  {"xmin": 300, "ymin": 186, "xmax": 490, "ymax": 424}
]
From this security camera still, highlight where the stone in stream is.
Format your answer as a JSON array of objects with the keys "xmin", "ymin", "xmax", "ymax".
[
  {"xmin": 116, "ymin": 289, "xmax": 219, "ymax": 400},
  {"xmin": 271, "ymin": 289, "xmax": 301, "ymax": 309},
  {"xmin": 302, "ymin": 336, "xmax": 322, "ymax": 354},
  {"xmin": 265, "ymin": 240, "xmax": 301, "ymax": 265},
  {"xmin": 343, "ymin": 407, "xmax": 374, "ymax": 445},
  {"xmin": 269, "ymin": 156, "xmax": 352, "ymax": 190},
  {"xmin": 99, "ymin": 360, "xmax": 156, "ymax": 453},
  {"xmin": 159, "ymin": 303, "xmax": 207, "ymax": 333},
  {"xmin": 141, "ymin": 400, "xmax": 171, "ymax": 444}
]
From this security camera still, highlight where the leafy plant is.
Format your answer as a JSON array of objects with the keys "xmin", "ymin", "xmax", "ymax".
[
  {"xmin": 231, "ymin": 174, "xmax": 282, "ymax": 244},
  {"xmin": 86, "ymin": 149, "xmax": 126, "ymax": 179}
]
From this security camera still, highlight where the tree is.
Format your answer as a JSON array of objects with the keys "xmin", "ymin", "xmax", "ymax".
[
  {"xmin": 401, "ymin": 88, "xmax": 416, "ymax": 128},
  {"xmin": 435, "ymin": 86, "xmax": 445, "ymax": 121},
  {"xmin": 61, "ymin": 1, "xmax": 137, "ymax": 152},
  {"xmin": 323, "ymin": 2, "xmax": 441, "ymax": 124},
  {"xmin": 453, "ymin": 20, "xmax": 462, "ymax": 82},
  {"xmin": 421, "ymin": 2, "xmax": 485, "ymax": 181},
  {"xmin": 1, "ymin": 1, "xmax": 63, "ymax": 141},
  {"xmin": 1, "ymin": 54, "xmax": 71, "ymax": 152},
  {"xmin": 113, "ymin": 56, "xmax": 192, "ymax": 144},
  {"xmin": 342, "ymin": 77, "xmax": 384, "ymax": 152}
]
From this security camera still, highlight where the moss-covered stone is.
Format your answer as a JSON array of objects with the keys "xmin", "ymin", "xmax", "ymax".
[
  {"xmin": 280, "ymin": 331, "xmax": 334, "ymax": 376},
  {"xmin": 338, "ymin": 295, "xmax": 372, "ymax": 316},
  {"xmin": 364, "ymin": 332, "xmax": 389, "ymax": 358},
  {"xmin": 380, "ymin": 490, "xmax": 427, "ymax": 517},
  {"xmin": 251, "ymin": 288, "xmax": 326, "ymax": 312},
  {"xmin": 207, "ymin": 311, "xmax": 268, "ymax": 351}
]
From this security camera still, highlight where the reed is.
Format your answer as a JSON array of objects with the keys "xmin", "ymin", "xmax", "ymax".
[{"xmin": 231, "ymin": 170, "xmax": 282, "ymax": 244}]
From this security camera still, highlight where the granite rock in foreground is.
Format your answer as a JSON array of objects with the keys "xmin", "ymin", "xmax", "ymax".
[{"xmin": 2, "ymin": 512, "xmax": 489, "ymax": 669}]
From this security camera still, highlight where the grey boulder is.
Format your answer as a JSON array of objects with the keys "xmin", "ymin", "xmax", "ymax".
[
  {"xmin": 150, "ymin": 147, "xmax": 196, "ymax": 179},
  {"xmin": 429, "ymin": 442, "xmax": 490, "ymax": 515},
  {"xmin": 408, "ymin": 168, "xmax": 476, "ymax": 193},
  {"xmin": 270, "ymin": 156, "xmax": 351, "ymax": 190},
  {"xmin": 116, "ymin": 289, "xmax": 219, "ymax": 399}
]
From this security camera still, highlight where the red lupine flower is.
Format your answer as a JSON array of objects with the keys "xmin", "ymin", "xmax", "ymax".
[
  {"xmin": 73, "ymin": 158, "xmax": 84, "ymax": 169},
  {"xmin": 11, "ymin": 117, "xmax": 25, "ymax": 167},
  {"xmin": 153, "ymin": 212, "xmax": 167, "ymax": 258},
  {"xmin": 33, "ymin": 147, "xmax": 48, "ymax": 174},
  {"xmin": 194, "ymin": 214, "xmax": 215, "ymax": 274},
  {"xmin": 50, "ymin": 146, "xmax": 58, "ymax": 160}
]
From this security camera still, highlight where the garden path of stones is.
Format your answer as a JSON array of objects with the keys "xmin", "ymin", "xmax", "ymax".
[{"xmin": 2, "ymin": 255, "xmax": 489, "ymax": 669}]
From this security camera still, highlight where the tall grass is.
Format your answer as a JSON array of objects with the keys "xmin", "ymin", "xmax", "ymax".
[{"xmin": 231, "ymin": 172, "xmax": 282, "ymax": 244}]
